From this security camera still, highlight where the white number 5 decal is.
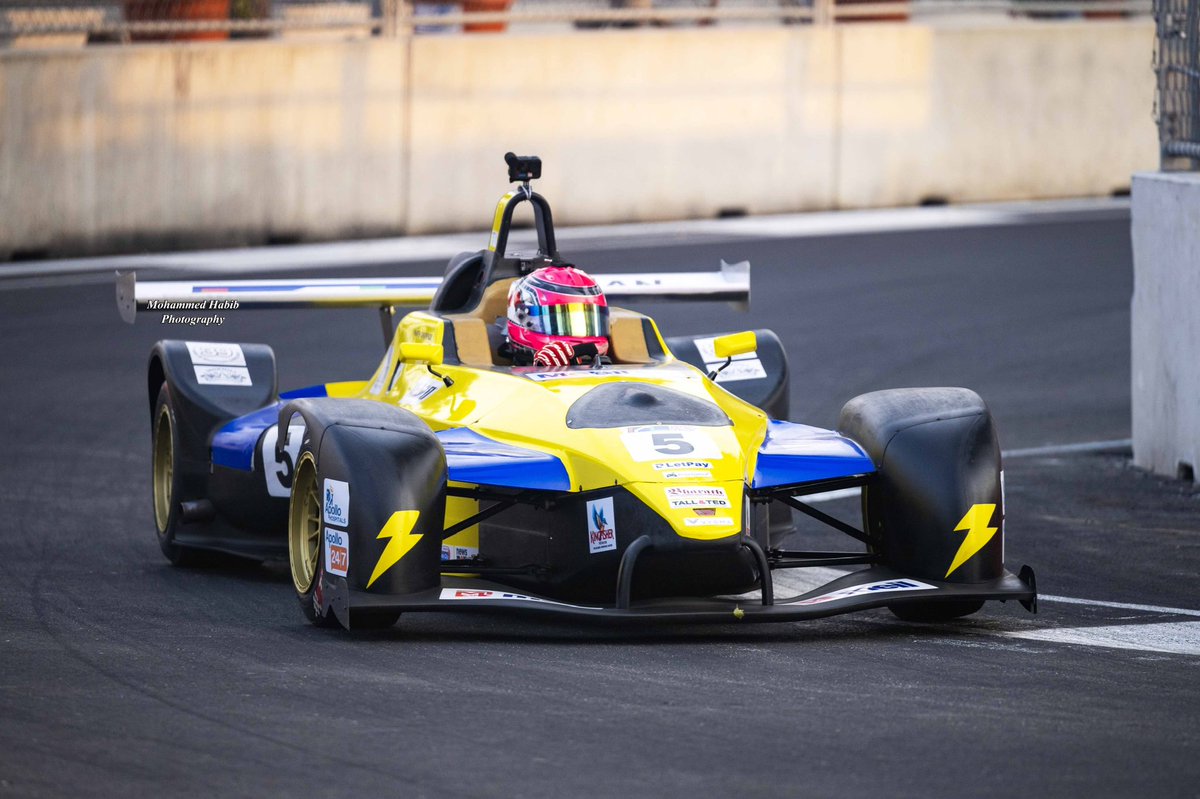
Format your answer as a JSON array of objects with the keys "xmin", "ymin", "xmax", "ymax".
[
  {"xmin": 621, "ymin": 427, "xmax": 720, "ymax": 462},
  {"xmin": 261, "ymin": 423, "xmax": 305, "ymax": 498}
]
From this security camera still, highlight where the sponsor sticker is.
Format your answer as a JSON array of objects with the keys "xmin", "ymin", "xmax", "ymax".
[
  {"xmin": 664, "ymin": 486, "xmax": 730, "ymax": 509},
  {"xmin": 402, "ymin": 375, "xmax": 444, "ymax": 405},
  {"xmin": 523, "ymin": 369, "xmax": 637, "ymax": 383},
  {"xmin": 795, "ymin": 579, "xmax": 936, "ymax": 606},
  {"xmin": 711, "ymin": 359, "xmax": 767, "ymax": 383},
  {"xmin": 621, "ymin": 426, "xmax": 721, "ymax": 462},
  {"xmin": 660, "ymin": 470, "xmax": 711, "ymax": 480},
  {"xmin": 440, "ymin": 545, "xmax": 479, "ymax": 561},
  {"xmin": 193, "ymin": 365, "xmax": 253, "ymax": 386},
  {"xmin": 587, "ymin": 497, "xmax": 617, "ymax": 554},
  {"xmin": 653, "ymin": 461, "xmax": 713, "ymax": 471},
  {"xmin": 438, "ymin": 588, "xmax": 599, "ymax": 610},
  {"xmin": 323, "ymin": 528, "xmax": 349, "ymax": 578},
  {"xmin": 259, "ymin": 423, "xmax": 305, "ymax": 498},
  {"xmin": 693, "ymin": 336, "xmax": 766, "ymax": 383},
  {"xmin": 185, "ymin": 341, "xmax": 246, "ymax": 367},
  {"xmin": 693, "ymin": 508, "xmax": 716, "ymax": 516},
  {"xmin": 323, "ymin": 479, "xmax": 349, "ymax": 527},
  {"xmin": 684, "ymin": 517, "xmax": 735, "ymax": 528}
]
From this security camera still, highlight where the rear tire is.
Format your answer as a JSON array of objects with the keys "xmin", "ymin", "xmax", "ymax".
[{"xmin": 151, "ymin": 384, "xmax": 207, "ymax": 567}]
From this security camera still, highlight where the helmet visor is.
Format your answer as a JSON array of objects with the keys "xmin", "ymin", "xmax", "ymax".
[{"xmin": 524, "ymin": 302, "xmax": 609, "ymax": 338}]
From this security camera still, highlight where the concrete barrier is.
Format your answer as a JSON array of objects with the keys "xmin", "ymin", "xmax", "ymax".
[
  {"xmin": 1131, "ymin": 171, "xmax": 1200, "ymax": 483},
  {"xmin": 0, "ymin": 40, "xmax": 408, "ymax": 256},
  {"xmin": 0, "ymin": 21, "xmax": 1157, "ymax": 256}
]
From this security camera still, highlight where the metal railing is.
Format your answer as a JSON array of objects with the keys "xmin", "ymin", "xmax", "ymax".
[
  {"xmin": 0, "ymin": 0, "xmax": 1153, "ymax": 43},
  {"xmin": 1154, "ymin": 0, "xmax": 1200, "ymax": 169}
]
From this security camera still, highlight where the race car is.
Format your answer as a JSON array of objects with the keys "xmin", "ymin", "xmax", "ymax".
[{"xmin": 118, "ymin": 153, "xmax": 1036, "ymax": 630}]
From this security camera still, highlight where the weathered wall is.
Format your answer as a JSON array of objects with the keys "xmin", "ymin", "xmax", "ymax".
[
  {"xmin": 1130, "ymin": 171, "xmax": 1200, "ymax": 483},
  {"xmin": 0, "ymin": 21, "xmax": 1156, "ymax": 255},
  {"xmin": 0, "ymin": 40, "xmax": 408, "ymax": 254}
]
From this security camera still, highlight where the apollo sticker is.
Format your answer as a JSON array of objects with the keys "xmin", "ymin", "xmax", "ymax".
[
  {"xmin": 664, "ymin": 486, "xmax": 730, "ymax": 509},
  {"xmin": 795, "ymin": 578, "xmax": 936, "ymax": 606},
  {"xmin": 586, "ymin": 497, "xmax": 617, "ymax": 554},
  {"xmin": 260, "ymin": 423, "xmax": 305, "ymax": 498},
  {"xmin": 185, "ymin": 341, "xmax": 246, "ymax": 367},
  {"xmin": 323, "ymin": 479, "xmax": 349, "ymax": 527},
  {"xmin": 323, "ymin": 528, "xmax": 349, "ymax": 578},
  {"xmin": 621, "ymin": 426, "xmax": 720, "ymax": 462},
  {"xmin": 194, "ymin": 365, "xmax": 252, "ymax": 386}
]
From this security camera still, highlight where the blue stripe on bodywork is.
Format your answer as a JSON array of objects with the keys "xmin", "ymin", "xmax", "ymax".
[
  {"xmin": 751, "ymin": 421, "xmax": 875, "ymax": 489},
  {"xmin": 437, "ymin": 428, "xmax": 571, "ymax": 492},
  {"xmin": 211, "ymin": 385, "xmax": 328, "ymax": 471}
]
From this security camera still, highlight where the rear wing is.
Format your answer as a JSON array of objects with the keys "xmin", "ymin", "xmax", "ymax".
[{"xmin": 116, "ymin": 260, "xmax": 750, "ymax": 325}]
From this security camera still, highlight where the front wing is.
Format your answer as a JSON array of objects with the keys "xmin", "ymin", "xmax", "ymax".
[{"xmin": 318, "ymin": 565, "xmax": 1036, "ymax": 627}]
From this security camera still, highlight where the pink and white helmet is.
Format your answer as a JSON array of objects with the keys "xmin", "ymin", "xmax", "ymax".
[{"xmin": 506, "ymin": 266, "xmax": 610, "ymax": 358}]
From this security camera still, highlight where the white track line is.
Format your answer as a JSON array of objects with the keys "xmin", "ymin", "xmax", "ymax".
[
  {"xmin": 997, "ymin": 621, "xmax": 1200, "ymax": 656},
  {"xmin": 1038, "ymin": 595, "xmax": 1200, "ymax": 618},
  {"xmin": 1002, "ymin": 439, "xmax": 1132, "ymax": 459}
]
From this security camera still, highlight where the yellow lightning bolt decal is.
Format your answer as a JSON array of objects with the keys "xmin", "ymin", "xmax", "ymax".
[
  {"xmin": 945, "ymin": 503, "xmax": 998, "ymax": 578},
  {"xmin": 367, "ymin": 510, "xmax": 422, "ymax": 588}
]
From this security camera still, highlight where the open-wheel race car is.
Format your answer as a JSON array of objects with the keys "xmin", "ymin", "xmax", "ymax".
[{"xmin": 118, "ymin": 153, "xmax": 1036, "ymax": 630}]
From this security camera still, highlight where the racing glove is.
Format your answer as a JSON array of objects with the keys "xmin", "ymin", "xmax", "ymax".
[{"xmin": 534, "ymin": 341, "xmax": 576, "ymax": 367}]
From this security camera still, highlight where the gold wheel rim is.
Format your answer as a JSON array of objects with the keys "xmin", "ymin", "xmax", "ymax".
[
  {"xmin": 152, "ymin": 403, "xmax": 173, "ymax": 533},
  {"xmin": 288, "ymin": 451, "xmax": 321, "ymax": 594}
]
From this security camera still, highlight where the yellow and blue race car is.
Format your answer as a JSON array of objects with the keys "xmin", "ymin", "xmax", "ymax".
[{"xmin": 118, "ymin": 153, "xmax": 1036, "ymax": 630}]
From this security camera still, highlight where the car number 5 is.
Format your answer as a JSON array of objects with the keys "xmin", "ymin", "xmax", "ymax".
[{"xmin": 621, "ymin": 427, "xmax": 719, "ymax": 462}]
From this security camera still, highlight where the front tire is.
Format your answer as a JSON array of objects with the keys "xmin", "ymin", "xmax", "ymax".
[{"xmin": 287, "ymin": 442, "xmax": 401, "ymax": 630}]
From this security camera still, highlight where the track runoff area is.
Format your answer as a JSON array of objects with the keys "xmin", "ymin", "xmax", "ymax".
[{"xmin": 1, "ymin": 196, "xmax": 1197, "ymax": 797}]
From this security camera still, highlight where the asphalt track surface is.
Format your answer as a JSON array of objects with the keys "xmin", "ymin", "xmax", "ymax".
[{"xmin": 2, "ymin": 205, "xmax": 1198, "ymax": 798}]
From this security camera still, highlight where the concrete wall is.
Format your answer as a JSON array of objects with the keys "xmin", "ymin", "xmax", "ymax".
[
  {"xmin": 0, "ymin": 40, "xmax": 408, "ymax": 254},
  {"xmin": 0, "ymin": 21, "xmax": 1157, "ymax": 255},
  {"xmin": 1131, "ymin": 171, "xmax": 1200, "ymax": 483}
]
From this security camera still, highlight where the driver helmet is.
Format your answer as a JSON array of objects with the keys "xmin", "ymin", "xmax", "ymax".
[{"xmin": 506, "ymin": 265, "xmax": 610, "ymax": 360}]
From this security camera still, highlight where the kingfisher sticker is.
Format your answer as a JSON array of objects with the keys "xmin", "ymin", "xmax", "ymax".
[
  {"xmin": 323, "ymin": 479, "xmax": 349, "ymax": 527},
  {"xmin": 323, "ymin": 528, "xmax": 349, "ymax": 578},
  {"xmin": 587, "ymin": 497, "xmax": 617, "ymax": 553},
  {"xmin": 795, "ymin": 579, "xmax": 936, "ymax": 606},
  {"xmin": 185, "ymin": 341, "xmax": 246, "ymax": 367},
  {"xmin": 664, "ymin": 486, "xmax": 730, "ymax": 509}
]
